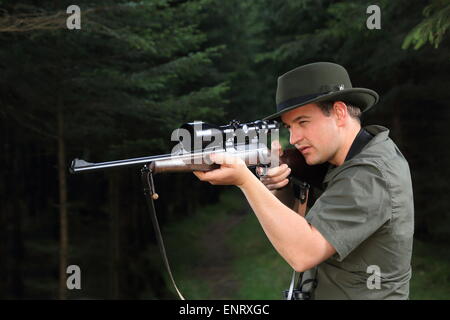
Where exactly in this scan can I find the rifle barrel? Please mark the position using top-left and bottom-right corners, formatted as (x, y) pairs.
(70, 153), (174, 173)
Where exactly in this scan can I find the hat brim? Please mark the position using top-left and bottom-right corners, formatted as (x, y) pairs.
(263, 88), (379, 121)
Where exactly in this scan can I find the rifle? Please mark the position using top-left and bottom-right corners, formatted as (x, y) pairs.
(69, 119), (327, 299)
(70, 120), (279, 175)
(70, 119), (326, 185)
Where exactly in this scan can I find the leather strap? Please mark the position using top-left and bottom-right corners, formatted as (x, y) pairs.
(285, 182), (310, 300)
(142, 165), (185, 300)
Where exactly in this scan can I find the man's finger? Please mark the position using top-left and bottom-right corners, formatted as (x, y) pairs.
(265, 163), (289, 177)
(263, 167), (291, 184)
(258, 164), (288, 178)
(267, 179), (290, 190)
(209, 152), (241, 166)
(193, 171), (206, 180)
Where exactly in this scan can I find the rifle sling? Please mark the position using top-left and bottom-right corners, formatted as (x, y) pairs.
(141, 164), (185, 300)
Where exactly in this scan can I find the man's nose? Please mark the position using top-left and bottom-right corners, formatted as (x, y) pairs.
(289, 128), (303, 145)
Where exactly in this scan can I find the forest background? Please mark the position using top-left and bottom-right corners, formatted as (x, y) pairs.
(0, 0), (449, 299)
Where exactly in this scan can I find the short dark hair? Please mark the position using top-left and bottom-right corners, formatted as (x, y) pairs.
(316, 101), (362, 122)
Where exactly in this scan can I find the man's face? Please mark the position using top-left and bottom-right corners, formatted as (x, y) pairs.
(281, 103), (340, 165)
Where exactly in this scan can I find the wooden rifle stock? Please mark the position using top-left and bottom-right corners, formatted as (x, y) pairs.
(280, 148), (328, 189)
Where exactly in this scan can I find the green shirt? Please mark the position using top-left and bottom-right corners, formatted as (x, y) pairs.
(304, 125), (414, 299)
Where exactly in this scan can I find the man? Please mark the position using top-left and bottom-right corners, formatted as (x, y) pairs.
(194, 62), (414, 299)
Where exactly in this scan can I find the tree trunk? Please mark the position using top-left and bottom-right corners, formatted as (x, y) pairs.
(1, 117), (25, 298)
(57, 95), (68, 300)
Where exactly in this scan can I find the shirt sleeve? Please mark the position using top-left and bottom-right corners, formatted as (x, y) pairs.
(305, 163), (391, 261)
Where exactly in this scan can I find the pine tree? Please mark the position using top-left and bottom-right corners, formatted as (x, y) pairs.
(0, 0), (229, 298)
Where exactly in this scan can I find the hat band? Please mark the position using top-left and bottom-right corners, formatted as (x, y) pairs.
(276, 91), (330, 112)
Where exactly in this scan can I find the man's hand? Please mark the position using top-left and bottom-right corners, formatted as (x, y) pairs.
(257, 141), (291, 190)
(193, 153), (252, 187)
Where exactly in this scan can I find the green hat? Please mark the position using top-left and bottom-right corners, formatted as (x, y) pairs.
(264, 62), (379, 120)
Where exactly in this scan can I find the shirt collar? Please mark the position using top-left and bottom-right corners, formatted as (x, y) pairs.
(344, 128), (374, 162)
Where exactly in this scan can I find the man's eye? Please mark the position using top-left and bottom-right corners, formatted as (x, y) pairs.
(299, 121), (308, 125)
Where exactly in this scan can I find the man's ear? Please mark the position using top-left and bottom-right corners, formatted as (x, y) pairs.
(332, 101), (348, 125)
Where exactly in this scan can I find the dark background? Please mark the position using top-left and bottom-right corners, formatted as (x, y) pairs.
(0, 0), (449, 299)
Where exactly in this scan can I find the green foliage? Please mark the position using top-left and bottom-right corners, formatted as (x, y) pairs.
(0, 0), (230, 299)
(402, 0), (450, 49)
(1, 0), (230, 156)
(161, 188), (290, 299)
(410, 239), (450, 299)
(227, 213), (291, 299)
(162, 189), (235, 299)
